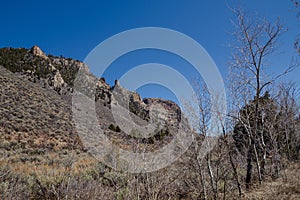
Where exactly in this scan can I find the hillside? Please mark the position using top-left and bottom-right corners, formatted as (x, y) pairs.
(0, 46), (187, 163)
(0, 46), (182, 160)
(0, 46), (299, 199)
(0, 64), (84, 159)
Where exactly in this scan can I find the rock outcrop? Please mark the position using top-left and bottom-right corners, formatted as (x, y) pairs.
(0, 46), (187, 141)
(0, 46), (90, 97)
(94, 78), (182, 127)
(30, 45), (47, 58)
(95, 77), (111, 105)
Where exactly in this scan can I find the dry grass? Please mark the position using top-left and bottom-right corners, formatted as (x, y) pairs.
(244, 162), (300, 200)
(0, 66), (81, 149)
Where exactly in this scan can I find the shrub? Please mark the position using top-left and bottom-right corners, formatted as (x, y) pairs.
(108, 124), (116, 132)
(115, 126), (121, 132)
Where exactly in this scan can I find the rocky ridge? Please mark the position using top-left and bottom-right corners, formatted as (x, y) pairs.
(0, 46), (182, 127)
(0, 46), (187, 156)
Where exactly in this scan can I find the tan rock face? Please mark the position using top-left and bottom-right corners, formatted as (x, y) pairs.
(144, 98), (181, 126)
(131, 92), (142, 102)
(53, 71), (65, 89)
(96, 78), (110, 90)
(30, 45), (47, 58)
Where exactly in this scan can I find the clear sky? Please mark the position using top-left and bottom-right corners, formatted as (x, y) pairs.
(1, 0), (299, 103)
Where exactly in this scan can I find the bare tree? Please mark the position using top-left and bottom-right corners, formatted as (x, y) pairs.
(229, 7), (294, 189)
(183, 79), (239, 199)
(275, 82), (300, 161)
(182, 80), (212, 199)
(183, 80), (243, 198)
(292, 0), (300, 53)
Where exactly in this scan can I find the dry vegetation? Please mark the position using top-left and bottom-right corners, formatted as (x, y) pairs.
(0, 67), (299, 199)
(0, 4), (299, 199)
(244, 162), (300, 200)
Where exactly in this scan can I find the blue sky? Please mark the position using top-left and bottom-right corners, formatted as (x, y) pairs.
(1, 0), (299, 103)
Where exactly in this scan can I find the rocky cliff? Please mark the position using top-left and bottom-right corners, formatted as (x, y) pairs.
(0, 46), (187, 156)
(0, 46), (182, 126)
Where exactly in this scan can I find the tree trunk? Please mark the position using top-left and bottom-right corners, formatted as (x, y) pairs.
(245, 145), (253, 189)
(253, 142), (262, 184)
(197, 160), (207, 200)
(221, 131), (242, 196)
(260, 134), (267, 179)
(229, 151), (242, 196)
(206, 154), (217, 200)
